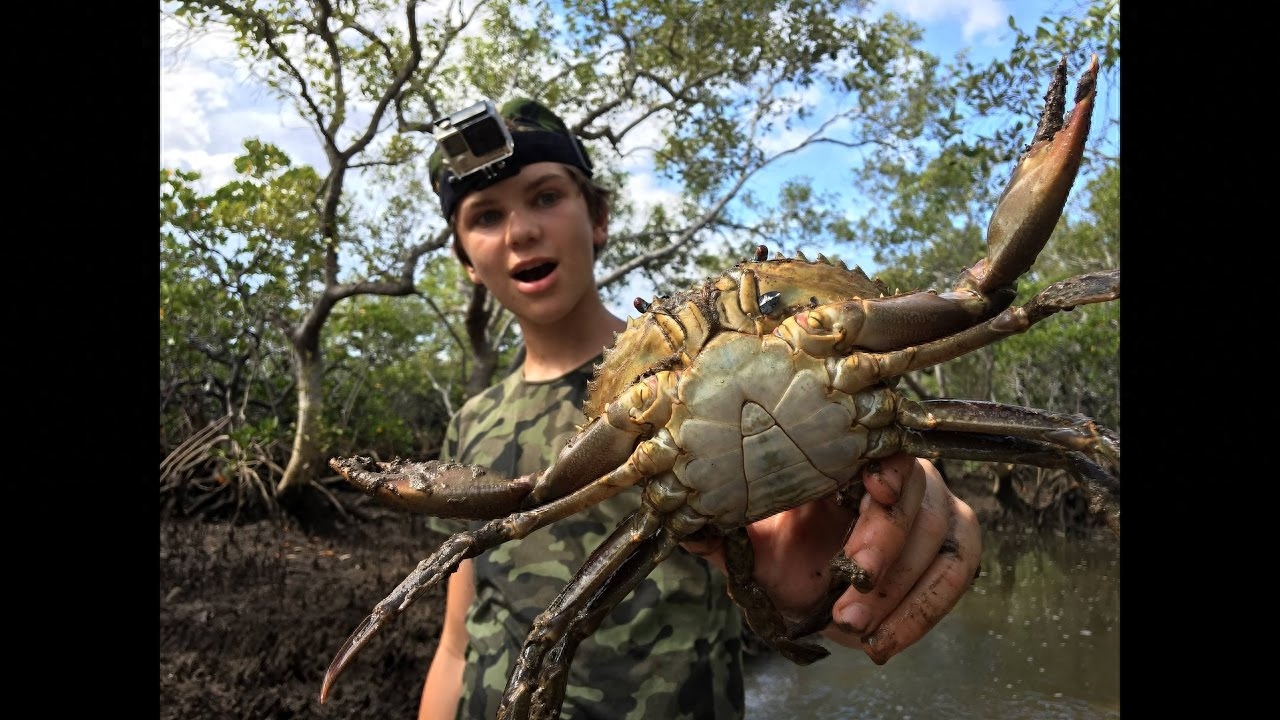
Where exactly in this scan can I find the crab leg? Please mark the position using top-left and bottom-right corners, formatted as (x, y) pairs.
(323, 419), (682, 703)
(898, 430), (1119, 535)
(788, 269), (1120, 397)
(720, 524), (855, 664)
(898, 398), (1119, 471)
(500, 507), (680, 720)
(329, 406), (648, 517)
(894, 270), (1119, 376)
(329, 455), (537, 518)
(320, 459), (642, 703)
(523, 530), (678, 718)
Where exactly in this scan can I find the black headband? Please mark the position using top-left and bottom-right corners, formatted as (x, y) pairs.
(436, 129), (594, 220)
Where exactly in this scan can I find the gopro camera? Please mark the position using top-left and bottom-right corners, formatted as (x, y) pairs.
(432, 100), (514, 180)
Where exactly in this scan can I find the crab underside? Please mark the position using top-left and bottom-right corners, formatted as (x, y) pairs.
(321, 55), (1118, 720)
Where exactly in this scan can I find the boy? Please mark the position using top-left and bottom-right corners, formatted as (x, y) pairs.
(420, 98), (981, 719)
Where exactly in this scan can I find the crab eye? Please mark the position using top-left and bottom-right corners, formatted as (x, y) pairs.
(758, 291), (782, 315)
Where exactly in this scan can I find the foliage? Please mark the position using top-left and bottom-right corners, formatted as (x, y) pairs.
(321, 282), (514, 460)
(159, 150), (314, 439)
(160, 147), (321, 513)
(160, 151), (482, 493)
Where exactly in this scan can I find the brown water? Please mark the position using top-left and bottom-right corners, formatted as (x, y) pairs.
(744, 528), (1121, 719)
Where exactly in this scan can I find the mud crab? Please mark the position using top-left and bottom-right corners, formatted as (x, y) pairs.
(321, 55), (1118, 719)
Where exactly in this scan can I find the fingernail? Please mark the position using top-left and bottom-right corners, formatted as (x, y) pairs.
(837, 603), (871, 634)
(863, 629), (894, 665)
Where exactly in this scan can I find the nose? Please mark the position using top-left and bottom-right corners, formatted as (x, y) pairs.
(503, 205), (541, 248)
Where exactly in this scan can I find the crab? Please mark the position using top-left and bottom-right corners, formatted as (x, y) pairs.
(320, 55), (1118, 720)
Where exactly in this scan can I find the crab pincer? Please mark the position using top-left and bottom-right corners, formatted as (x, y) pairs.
(955, 53), (1099, 301)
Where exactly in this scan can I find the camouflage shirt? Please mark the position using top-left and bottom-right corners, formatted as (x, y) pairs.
(433, 357), (745, 719)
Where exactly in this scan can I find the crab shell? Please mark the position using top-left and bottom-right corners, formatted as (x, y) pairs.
(586, 255), (891, 419)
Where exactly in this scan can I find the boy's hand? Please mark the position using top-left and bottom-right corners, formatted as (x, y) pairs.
(684, 453), (981, 664)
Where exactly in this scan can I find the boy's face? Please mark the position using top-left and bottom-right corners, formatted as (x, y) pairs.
(453, 162), (607, 326)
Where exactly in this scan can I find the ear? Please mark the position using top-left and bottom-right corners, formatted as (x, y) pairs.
(592, 204), (610, 251)
(464, 263), (484, 285)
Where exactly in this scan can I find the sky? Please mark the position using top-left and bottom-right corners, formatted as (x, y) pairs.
(159, 0), (1117, 315)
(161, 0), (1098, 186)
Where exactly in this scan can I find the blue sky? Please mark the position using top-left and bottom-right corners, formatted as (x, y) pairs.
(160, 0), (1117, 314)
(161, 0), (1117, 186)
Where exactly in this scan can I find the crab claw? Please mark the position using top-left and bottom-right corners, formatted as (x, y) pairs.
(956, 54), (1099, 297)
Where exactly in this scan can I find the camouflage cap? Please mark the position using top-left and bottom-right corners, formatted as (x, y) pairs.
(429, 98), (594, 221)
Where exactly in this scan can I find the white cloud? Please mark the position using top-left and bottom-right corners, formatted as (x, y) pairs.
(618, 171), (681, 223)
(161, 14), (324, 189)
(160, 65), (227, 156)
(880, 0), (1008, 41)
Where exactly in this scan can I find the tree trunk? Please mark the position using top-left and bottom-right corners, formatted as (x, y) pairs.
(278, 340), (325, 493)
(464, 283), (502, 399)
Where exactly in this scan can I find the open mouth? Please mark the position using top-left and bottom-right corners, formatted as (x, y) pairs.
(512, 262), (556, 282)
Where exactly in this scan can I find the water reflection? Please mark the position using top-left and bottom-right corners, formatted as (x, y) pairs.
(744, 529), (1120, 719)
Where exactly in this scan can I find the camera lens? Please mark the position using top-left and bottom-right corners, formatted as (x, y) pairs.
(440, 133), (469, 158)
(462, 120), (507, 156)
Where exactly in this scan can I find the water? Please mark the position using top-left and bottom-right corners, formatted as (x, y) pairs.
(744, 529), (1120, 719)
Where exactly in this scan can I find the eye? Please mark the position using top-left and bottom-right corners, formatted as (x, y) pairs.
(757, 291), (782, 316)
(534, 189), (561, 208)
(471, 209), (502, 227)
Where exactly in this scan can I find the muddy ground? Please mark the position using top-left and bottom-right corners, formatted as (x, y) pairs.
(159, 472), (1055, 719)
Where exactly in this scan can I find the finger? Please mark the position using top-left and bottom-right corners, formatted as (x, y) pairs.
(832, 463), (951, 635)
(861, 493), (982, 664)
(679, 536), (726, 573)
(860, 453), (918, 506)
(839, 456), (929, 595)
